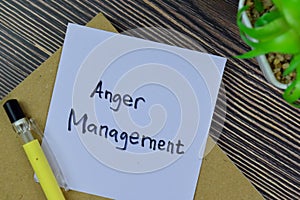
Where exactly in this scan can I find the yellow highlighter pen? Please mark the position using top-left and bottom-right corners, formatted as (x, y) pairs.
(3, 99), (65, 200)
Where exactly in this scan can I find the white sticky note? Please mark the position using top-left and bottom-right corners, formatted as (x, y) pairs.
(44, 23), (226, 200)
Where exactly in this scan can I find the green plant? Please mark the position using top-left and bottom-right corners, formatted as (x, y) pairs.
(237, 0), (300, 108)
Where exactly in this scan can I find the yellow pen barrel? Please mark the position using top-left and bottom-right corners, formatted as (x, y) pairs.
(23, 139), (65, 200)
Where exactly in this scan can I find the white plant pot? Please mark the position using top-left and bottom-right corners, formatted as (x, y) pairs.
(238, 0), (288, 89)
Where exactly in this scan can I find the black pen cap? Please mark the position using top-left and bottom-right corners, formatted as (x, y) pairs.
(3, 99), (25, 123)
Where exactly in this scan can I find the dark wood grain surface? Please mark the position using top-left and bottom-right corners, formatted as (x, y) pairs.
(1, 1), (299, 199)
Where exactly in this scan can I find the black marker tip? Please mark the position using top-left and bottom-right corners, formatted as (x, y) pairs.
(3, 99), (25, 123)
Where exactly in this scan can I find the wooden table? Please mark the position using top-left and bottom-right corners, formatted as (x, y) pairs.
(1, 1), (299, 199)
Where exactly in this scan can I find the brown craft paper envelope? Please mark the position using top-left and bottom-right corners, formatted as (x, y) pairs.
(0, 13), (263, 200)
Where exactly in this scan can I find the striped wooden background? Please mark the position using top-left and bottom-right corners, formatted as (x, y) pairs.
(1, 0), (299, 199)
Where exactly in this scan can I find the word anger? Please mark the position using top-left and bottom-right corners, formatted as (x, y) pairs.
(90, 80), (146, 112)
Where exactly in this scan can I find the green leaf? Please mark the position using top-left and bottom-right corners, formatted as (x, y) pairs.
(281, 1), (300, 33)
(235, 49), (265, 59)
(242, 29), (300, 55)
(272, 0), (283, 11)
(283, 54), (300, 76)
(283, 68), (300, 106)
(235, 33), (266, 58)
(283, 83), (300, 108)
(237, 5), (250, 24)
(239, 17), (287, 41)
(254, 10), (281, 27)
(254, 0), (264, 13)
